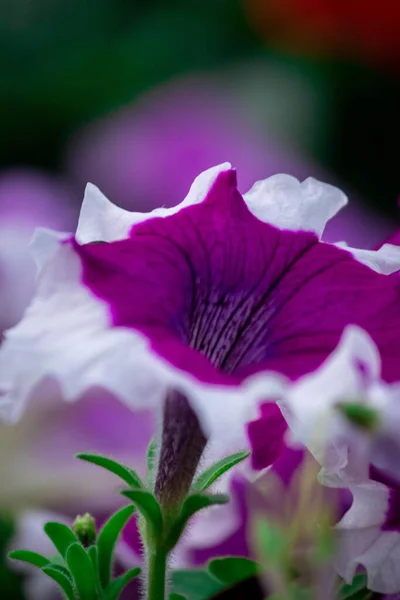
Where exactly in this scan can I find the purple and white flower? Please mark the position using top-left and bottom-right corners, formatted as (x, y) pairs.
(1, 162), (400, 458)
(279, 327), (400, 594)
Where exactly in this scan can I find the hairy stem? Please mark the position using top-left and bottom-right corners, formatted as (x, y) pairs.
(147, 547), (167, 600)
(145, 390), (207, 599)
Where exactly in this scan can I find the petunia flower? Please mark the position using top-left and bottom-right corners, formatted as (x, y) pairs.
(1, 163), (400, 463)
(3, 163), (400, 594)
(279, 326), (400, 593)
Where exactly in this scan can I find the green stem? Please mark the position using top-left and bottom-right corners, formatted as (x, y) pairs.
(147, 546), (167, 600)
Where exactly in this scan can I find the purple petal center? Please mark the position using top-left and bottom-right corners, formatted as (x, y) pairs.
(76, 170), (400, 386)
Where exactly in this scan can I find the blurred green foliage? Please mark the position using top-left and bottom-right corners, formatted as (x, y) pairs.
(0, 516), (25, 599)
(0, 0), (257, 167)
(0, 0), (398, 217)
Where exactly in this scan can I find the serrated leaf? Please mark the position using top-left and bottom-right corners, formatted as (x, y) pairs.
(97, 504), (135, 589)
(42, 565), (75, 600)
(170, 569), (225, 600)
(44, 522), (78, 559)
(208, 556), (260, 585)
(104, 567), (141, 600)
(339, 573), (369, 599)
(192, 451), (250, 491)
(66, 542), (98, 600)
(8, 550), (50, 569)
(166, 493), (229, 549)
(76, 453), (144, 489)
(121, 490), (163, 543)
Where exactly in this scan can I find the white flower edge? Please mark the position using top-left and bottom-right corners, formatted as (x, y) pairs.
(75, 163), (400, 274)
(76, 163), (233, 244)
(336, 241), (400, 275)
(76, 163), (348, 245)
(244, 173), (347, 237)
(335, 482), (400, 594)
(278, 325), (381, 483)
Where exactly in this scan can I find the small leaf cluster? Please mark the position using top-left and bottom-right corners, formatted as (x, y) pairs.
(77, 447), (250, 556)
(9, 508), (140, 600)
(8, 442), (252, 600)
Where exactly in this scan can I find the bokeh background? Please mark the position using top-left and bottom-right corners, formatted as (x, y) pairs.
(0, 1), (399, 597)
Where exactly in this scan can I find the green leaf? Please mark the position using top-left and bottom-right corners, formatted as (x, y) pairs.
(121, 490), (163, 542)
(43, 522), (79, 559)
(97, 504), (135, 589)
(76, 453), (144, 489)
(341, 592), (372, 600)
(192, 451), (250, 491)
(42, 565), (75, 600)
(8, 550), (50, 569)
(66, 542), (98, 600)
(339, 573), (369, 599)
(167, 493), (229, 549)
(207, 556), (260, 585)
(183, 493), (230, 517)
(0, 517), (25, 600)
(170, 569), (225, 600)
(104, 567), (142, 600)
(169, 595), (186, 600)
(146, 437), (158, 486)
(87, 545), (98, 572)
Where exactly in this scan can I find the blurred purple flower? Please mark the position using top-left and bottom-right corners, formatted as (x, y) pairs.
(0, 169), (76, 333)
(66, 77), (309, 212)
(0, 390), (154, 512)
(66, 76), (392, 249)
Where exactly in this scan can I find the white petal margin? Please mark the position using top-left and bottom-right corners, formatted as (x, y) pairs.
(334, 482), (400, 594)
(243, 174), (347, 237)
(30, 227), (73, 273)
(0, 234), (286, 449)
(77, 163), (349, 246)
(76, 162), (232, 244)
(278, 325), (381, 485)
(336, 241), (400, 275)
